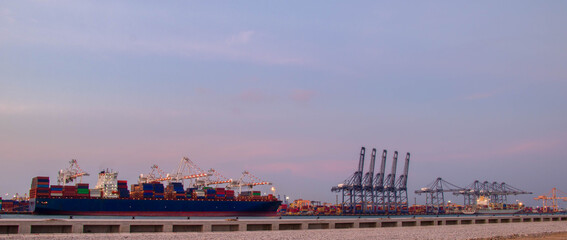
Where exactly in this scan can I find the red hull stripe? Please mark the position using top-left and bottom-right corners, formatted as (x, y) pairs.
(39, 210), (278, 217)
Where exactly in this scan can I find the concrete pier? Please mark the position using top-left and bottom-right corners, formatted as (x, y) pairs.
(0, 215), (566, 234)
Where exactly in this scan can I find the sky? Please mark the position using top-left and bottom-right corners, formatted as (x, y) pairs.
(1, 1), (566, 208)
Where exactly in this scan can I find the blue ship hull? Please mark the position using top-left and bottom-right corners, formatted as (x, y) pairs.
(30, 198), (281, 217)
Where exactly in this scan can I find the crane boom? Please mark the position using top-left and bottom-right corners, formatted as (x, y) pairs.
(534, 188), (567, 212)
(368, 148), (376, 180)
(376, 150), (387, 187)
(57, 159), (90, 185)
(402, 152), (410, 188)
(356, 147), (365, 186)
(363, 148), (376, 188)
(388, 151), (398, 188)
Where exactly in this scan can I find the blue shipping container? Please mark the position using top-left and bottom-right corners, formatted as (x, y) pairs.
(142, 184), (153, 190)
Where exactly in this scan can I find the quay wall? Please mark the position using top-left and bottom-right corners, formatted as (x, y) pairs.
(1, 215), (566, 234)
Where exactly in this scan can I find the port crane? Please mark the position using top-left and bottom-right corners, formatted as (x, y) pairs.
(171, 157), (211, 184)
(57, 159), (89, 185)
(138, 157), (272, 192)
(383, 151), (399, 213)
(331, 147), (366, 213)
(372, 149), (388, 214)
(458, 180), (532, 205)
(361, 148), (376, 213)
(138, 157), (211, 185)
(149, 164), (169, 181)
(204, 168), (233, 187)
(226, 170), (271, 193)
(394, 152), (411, 213)
(415, 177), (466, 214)
(534, 188), (567, 212)
(332, 147), (411, 215)
(416, 178), (532, 214)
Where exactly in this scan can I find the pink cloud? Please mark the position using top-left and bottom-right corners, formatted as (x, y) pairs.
(499, 139), (559, 155)
(290, 89), (316, 103)
(237, 89), (275, 103)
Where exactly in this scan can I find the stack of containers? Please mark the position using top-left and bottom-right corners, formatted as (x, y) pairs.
(153, 182), (165, 198)
(205, 188), (216, 199)
(165, 184), (173, 198)
(50, 185), (63, 197)
(76, 183), (89, 198)
(63, 185), (77, 198)
(90, 189), (102, 198)
(130, 184), (142, 198)
(117, 180), (129, 198)
(194, 189), (205, 199)
(225, 189), (235, 200)
(30, 176), (50, 199)
(186, 188), (196, 199)
(142, 183), (154, 198)
(266, 194), (275, 201)
(215, 188), (226, 200)
(240, 191), (251, 200)
(278, 204), (288, 214)
(16, 201), (30, 212)
(1, 200), (13, 212)
(168, 182), (185, 199)
(252, 191), (261, 200)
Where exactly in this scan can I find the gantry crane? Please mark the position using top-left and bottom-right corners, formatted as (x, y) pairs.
(331, 147), (366, 213)
(138, 164), (170, 183)
(57, 159), (90, 185)
(415, 178), (465, 214)
(383, 151), (398, 214)
(361, 148), (376, 213)
(226, 170), (271, 193)
(138, 157), (211, 185)
(373, 150), (388, 214)
(458, 180), (532, 205)
(204, 168), (233, 187)
(534, 188), (567, 212)
(137, 157), (274, 192)
(332, 147), (411, 215)
(394, 152), (410, 213)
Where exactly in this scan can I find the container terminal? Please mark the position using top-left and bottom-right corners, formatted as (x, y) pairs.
(1, 148), (566, 216)
(281, 147), (566, 216)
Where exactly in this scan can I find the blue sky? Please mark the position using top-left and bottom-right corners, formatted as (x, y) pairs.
(1, 1), (566, 207)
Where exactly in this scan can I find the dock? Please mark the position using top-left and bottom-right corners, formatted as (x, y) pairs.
(1, 215), (566, 234)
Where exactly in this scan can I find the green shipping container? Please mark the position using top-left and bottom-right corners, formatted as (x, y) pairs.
(77, 189), (89, 194)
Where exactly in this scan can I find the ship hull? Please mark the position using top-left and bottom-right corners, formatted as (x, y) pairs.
(30, 198), (281, 217)
(462, 209), (521, 215)
(475, 209), (520, 215)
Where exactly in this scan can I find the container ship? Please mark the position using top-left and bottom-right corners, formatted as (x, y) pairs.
(461, 196), (523, 215)
(28, 171), (281, 217)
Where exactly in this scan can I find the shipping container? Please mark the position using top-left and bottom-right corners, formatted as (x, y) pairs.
(77, 189), (90, 194)
(142, 183), (154, 191)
